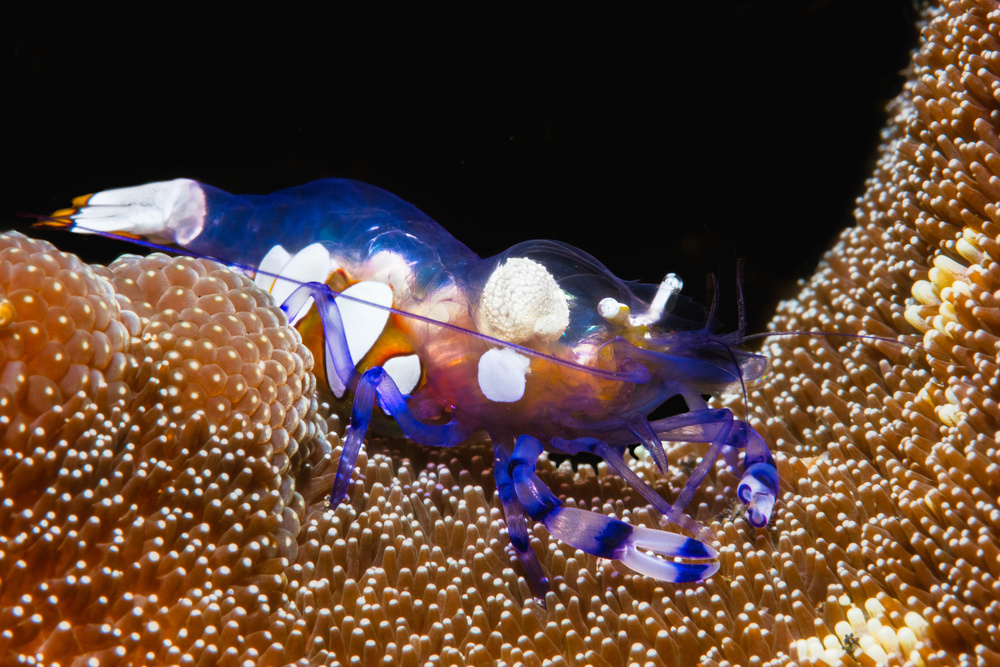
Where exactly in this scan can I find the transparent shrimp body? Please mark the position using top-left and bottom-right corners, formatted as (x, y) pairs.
(53, 177), (780, 596)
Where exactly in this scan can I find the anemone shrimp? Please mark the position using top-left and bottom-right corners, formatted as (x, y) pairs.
(44, 177), (782, 598)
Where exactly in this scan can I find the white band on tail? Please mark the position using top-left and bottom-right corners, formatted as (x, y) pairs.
(72, 178), (206, 245)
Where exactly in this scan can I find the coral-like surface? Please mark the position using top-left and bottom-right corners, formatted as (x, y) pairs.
(731, 2), (1000, 664)
(2, 1), (999, 666)
(0, 238), (328, 665)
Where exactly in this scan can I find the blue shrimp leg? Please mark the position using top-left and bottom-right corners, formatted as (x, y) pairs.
(509, 435), (719, 583)
(283, 281), (470, 503)
(331, 365), (470, 503)
(549, 436), (712, 542)
(553, 409), (779, 538)
(283, 281), (357, 394)
(737, 426), (778, 527)
(650, 410), (778, 527)
(493, 441), (551, 597)
(621, 411), (671, 474)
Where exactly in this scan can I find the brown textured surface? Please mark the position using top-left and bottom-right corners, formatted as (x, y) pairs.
(0, 240), (328, 665)
(2, 2), (999, 665)
(732, 1), (1000, 664)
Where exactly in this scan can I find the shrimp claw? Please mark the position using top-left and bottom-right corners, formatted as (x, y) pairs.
(738, 427), (778, 527)
(507, 435), (719, 584)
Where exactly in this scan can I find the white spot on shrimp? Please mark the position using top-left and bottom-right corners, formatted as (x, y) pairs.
(367, 251), (413, 296)
(478, 257), (569, 343)
(339, 281), (394, 366)
(477, 347), (530, 402)
(254, 244), (292, 293)
(383, 354), (421, 395)
(270, 243), (335, 322)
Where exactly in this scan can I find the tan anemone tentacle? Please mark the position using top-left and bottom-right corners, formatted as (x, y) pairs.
(2, 2), (1000, 665)
(0, 235), (330, 665)
(726, 2), (1000, 665)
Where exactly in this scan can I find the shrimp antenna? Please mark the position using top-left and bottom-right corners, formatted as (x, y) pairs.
(735, 258), (748, 341)
(704, 273), (720, 330)
(741, 329), (911, 348)
(733, 259), (752, 421)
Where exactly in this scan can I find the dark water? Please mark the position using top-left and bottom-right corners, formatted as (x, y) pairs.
(7, 2), (919, 335)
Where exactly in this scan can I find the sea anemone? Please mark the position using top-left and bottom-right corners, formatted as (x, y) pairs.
(0, 236), (329, 665)
(2, 1), (998, 665)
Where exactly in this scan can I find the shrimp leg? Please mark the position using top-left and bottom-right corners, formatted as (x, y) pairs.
(737, 426), (778, 527)
(283, 283), (470, 504)
(330, 365), (471, 503)
(507, 435), (719, 584)
(650, 410), (779, 527)
(493, 440), (551, 598)
(549, 436), (711, 542)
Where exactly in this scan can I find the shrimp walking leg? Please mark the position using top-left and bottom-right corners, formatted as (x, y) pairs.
(738, 427), (778, 527)
(493, 441), (551, 598)
(509, 435), (719, 583)
(283, 282), (356, 394)
(281, 283), (469, 503)
(330, 365), (470, 504)
(650, 409), (778, 527)
(549, 436), (711, 542)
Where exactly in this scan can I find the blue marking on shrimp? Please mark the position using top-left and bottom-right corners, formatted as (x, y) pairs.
(48, 177), (777, 600)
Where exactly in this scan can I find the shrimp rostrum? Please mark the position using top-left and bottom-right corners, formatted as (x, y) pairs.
(49, 178), (778, 596)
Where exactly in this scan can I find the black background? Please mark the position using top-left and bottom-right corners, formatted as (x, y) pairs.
(6, 3), (919, 334)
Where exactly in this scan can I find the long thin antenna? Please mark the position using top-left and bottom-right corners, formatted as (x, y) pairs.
(705, 273), (719, 329)
(732, 260), (751, 425)
(735, 258), (747, 341)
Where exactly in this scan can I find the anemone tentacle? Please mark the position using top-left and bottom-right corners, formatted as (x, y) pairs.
(3, 2), (999, 664)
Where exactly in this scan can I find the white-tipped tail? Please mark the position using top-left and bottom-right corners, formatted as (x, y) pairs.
(66, 178), (206, 245)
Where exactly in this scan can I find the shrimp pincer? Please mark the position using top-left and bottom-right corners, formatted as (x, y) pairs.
(46, 177), (780, 597)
